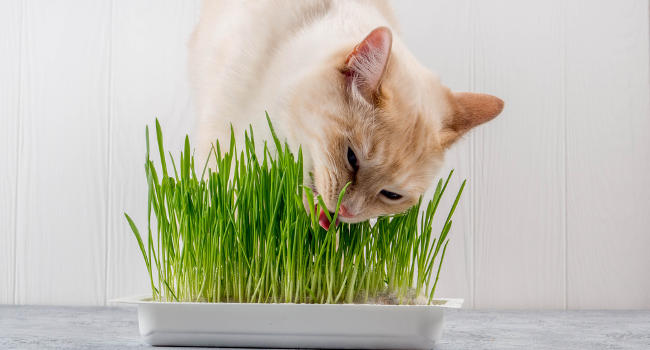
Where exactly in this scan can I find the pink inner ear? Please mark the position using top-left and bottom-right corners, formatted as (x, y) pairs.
(345, 27), (392, 98)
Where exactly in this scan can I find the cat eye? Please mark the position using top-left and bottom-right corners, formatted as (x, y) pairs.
(347, 147), (359, 171)
(380, 189), (402, 200)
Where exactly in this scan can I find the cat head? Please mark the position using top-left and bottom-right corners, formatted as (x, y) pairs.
(290, 27), (503, 229)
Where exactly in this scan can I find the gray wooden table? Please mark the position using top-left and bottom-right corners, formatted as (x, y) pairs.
(0, 306), (648, 349)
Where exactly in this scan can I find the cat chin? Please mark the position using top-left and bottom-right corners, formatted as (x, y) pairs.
(338, 216), (369, 225)
(319, 211), (370, 230)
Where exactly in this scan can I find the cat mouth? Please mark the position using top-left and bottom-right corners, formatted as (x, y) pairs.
(318, 209), (340, 230)
(305, 185), (340, 230)
(306, 184), (342, 230)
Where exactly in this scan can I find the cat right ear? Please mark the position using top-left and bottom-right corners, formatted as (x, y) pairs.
(342, 27), (392, 102)
(440, 92), (504, 148)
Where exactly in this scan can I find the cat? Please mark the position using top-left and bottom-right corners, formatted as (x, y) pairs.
(189, 0), (503, 230)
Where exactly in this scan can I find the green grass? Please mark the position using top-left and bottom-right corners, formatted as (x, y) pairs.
(125, 115), (465, 304)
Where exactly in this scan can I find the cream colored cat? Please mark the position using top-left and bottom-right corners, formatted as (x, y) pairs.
(189, 0), (503, 229)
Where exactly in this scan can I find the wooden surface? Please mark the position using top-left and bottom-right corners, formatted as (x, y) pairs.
(105, 0), (200, 305)
(565, 0), (650, 309)
(1, 306), (649, 349)
(471, 0), (567, 309)
(0, 0), (649, 308)
(0, 0), (21, 304)
(13, 0), (111, 305)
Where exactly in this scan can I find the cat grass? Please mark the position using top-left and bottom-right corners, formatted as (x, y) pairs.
(125, 115), (465, 305)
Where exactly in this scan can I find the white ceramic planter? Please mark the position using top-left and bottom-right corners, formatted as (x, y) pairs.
(114, 295), (462, 349)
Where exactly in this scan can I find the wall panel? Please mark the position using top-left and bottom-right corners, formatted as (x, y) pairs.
(105, 0), (200, 301)
(14, 0), (110, 305)
(0, 0), (22, 304)
(472, 0), (567, 309)
(566, 0), (650, 309)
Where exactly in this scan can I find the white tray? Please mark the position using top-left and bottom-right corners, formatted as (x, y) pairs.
(114, 295), (463, 349)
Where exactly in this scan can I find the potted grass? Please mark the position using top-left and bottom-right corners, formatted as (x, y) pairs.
(116, 116), (465, 349)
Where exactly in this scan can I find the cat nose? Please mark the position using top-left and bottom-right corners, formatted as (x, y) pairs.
(338, 205), (354, 218)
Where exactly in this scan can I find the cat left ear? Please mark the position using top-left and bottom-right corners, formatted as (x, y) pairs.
(440, 92), (504, 148)
(343, 27), (392, 102)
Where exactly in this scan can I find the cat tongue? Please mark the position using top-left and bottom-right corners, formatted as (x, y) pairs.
(319, 209), (339, 230)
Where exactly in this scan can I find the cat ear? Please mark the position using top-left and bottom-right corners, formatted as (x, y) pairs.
(343, 27), (392, 102)
(440, 92), (504, 147)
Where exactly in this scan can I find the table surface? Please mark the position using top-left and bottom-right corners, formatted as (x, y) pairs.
(1, 306), (648, 349)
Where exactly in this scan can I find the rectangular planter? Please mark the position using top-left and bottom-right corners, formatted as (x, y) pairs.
(115, 295), (462, 349)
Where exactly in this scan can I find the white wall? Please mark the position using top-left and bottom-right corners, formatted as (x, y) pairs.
(0, 0), (648, 309)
